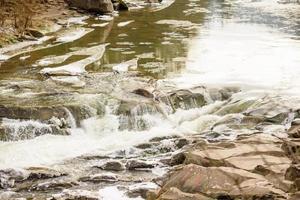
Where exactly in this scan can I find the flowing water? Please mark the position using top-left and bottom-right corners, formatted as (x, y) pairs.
(0, 0), (300, 198)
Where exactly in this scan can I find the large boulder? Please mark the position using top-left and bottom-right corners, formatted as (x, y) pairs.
(67, 0), (114, 13)
(158, 164), (286, 199)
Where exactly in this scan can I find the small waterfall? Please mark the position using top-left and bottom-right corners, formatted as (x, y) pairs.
(63, 108), (77, 129)
(0, 118), (53, 141)
(117, 102), (167, 131)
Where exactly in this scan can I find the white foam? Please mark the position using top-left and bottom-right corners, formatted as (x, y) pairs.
(99, 186), (142, 200)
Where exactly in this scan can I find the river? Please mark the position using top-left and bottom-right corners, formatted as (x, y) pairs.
(0, 0), (299, 199)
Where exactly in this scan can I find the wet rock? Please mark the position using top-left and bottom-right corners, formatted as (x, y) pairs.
(114, 0), (129, 11)
(215, 99), (256, 115)
(127, 182), (158, 198)
(0, 105), (68, 121)
(158, 164), (286, 199)
(79, 172), (118, 183)
(162, 89), (207, 110)
(285, 165), (300, 181)
(98, 161), (125, 171)
(132, 89), (154, 98)
(135, 142), (153, 149)
(51, 189), (99, 200)
(175, 138), (189, 149)
(168, 152), (186, 166)
(26, 29), (44, 38)
(0, 121), (70, 141)
(126, 160), (155, 170)
(26, 167), (67, 180)
(158, 187), (212, 200)
(0, 191), (16, 200)
(150, 136), (178, 142)
(66, 0), (114, 13)
(117, 101), (160, 131)
(30, 179), (78, 191)
(0, 169), (26, 189)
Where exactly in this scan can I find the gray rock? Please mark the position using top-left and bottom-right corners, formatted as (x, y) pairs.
(79, 172), (118, 183)
(0, 169), (26, 189)
(126, 160), (155, 170)
(99, 161), (125, 171)
(175, 138), (189, 149)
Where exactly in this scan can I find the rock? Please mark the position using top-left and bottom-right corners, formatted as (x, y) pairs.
(215, 99), (256, 115)
(289, 192), (300, 200)
(113, 0), (129, 11)
(26, 29), (44, 38)
(26, 167), (67, 180)
(30, 179), (78, 191)
(99, 161), (125, 171)
(0, 169), (26, 189)
(146, 189), (160, 200)
(52, 189), (99, 200)
(185, 143), (286, 168)
(281, 139), (300, 162)
(285, 165), (300, 181)
(158, 187), (212, 200)
(162, 89), (207, 110)
(168, 152), (186, 166)
(288, 125), (300, 138)
(126, 160), (155, 170)
(0, 121), (70, 141)
(158, 164), (286, 199)
(132, 89), (154, 98)
(145, 0), (162, 3)
(79, 172), (118, 183)
(0, 191), (16, 200)
(117, 101), (160, 131)
(128, 182), (158, 198)
(135, 142), (153, 149)
(66, 0), (114, 13)
(225, 155), (291, 172)
(175, 138), (189, 149)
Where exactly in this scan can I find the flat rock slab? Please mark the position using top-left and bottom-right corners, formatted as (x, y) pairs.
(158, 164), (286, 199)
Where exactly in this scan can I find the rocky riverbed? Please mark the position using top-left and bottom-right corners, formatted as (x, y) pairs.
(0, 0), (300, 199)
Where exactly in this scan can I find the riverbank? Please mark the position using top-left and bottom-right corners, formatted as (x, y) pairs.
(0, 0), (78, 48)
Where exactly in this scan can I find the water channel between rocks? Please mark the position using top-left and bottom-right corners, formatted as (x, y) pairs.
(0, 0), (300, 199)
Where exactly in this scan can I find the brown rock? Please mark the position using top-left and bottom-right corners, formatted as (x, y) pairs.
(281, 139), (300, 163)
(158, 187), (212, 200)
(66, 0), (114, 13)
(159, 164), (286, 199)
(285, 165), (300, 181)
